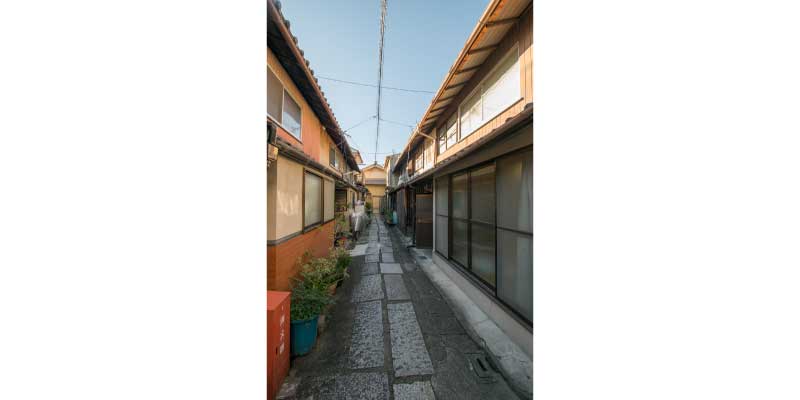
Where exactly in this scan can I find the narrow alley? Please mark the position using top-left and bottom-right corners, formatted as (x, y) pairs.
(278, 216), (520, 400)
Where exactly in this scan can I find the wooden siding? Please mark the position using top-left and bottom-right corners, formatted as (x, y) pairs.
(438, 99), (525, 161)
(432, 4), (532, 163)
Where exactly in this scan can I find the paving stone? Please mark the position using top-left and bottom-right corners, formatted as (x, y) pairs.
(350, 244), (368, 257)
(380, 263), (403, 274)
(314, 372), (390, 400)
(384, 274), (410, 301)
(289, 222), (520, 400)
(388, 302), (434, 377)
(351, 274), (384, 303)
(361, 262), (379, 275)
(366, 254), (380, 263)
(349, 300), (384, 369)
(381, 252), (396, 263)
(402, 262), (418, 272)
(393, 381), (436, 400)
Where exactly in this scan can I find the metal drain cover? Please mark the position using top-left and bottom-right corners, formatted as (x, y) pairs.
(468, 354), (498, 383)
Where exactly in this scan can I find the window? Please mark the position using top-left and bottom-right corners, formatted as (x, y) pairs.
(304, 172), (322, 228)
(267, 68), (283, 123)
(483, 49), (520, 120)
(329, 147), (336, 167)
(424, 140), (434, 170)
(450, 173), (469, 267)
(450, 46), (520, 142)
(496, 150), (532, 322)
(469, 165), (496, 286)
(459, 90), (482, 139)
(435, 176), (449, 257)
(438, 126), (447, 155)
(267, 66), (303, 140)
(323, 178), (334, 222)
(435, 148), (532, 324)
(446, 114), (458, 148)
(438, 114), (458, 154)
(415, 151), (424, 173)
(282, 93), (302, 138)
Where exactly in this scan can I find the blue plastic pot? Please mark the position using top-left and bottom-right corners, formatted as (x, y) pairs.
(290, 315), (319, 356)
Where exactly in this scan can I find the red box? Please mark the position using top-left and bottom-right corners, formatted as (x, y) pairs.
(267, 291), (291, 400)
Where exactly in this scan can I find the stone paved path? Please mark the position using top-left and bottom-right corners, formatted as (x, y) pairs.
(281, 216), (520, 400)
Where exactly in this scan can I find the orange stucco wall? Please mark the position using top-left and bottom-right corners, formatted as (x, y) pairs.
(268, 47), (324, 164)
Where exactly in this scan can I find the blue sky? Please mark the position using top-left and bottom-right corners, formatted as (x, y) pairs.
(279, 0), (488, 166)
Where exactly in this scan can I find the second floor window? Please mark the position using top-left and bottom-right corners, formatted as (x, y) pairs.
(267, 66), (303, 140)
(282, 94), (301, 138)
(446, 114), (458, 149)
(329, 147), (336, 167)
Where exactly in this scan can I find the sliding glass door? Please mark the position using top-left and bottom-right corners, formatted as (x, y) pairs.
(434, 147), (532, 324)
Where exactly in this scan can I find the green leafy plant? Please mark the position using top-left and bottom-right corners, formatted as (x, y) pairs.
(290, 280), (332, 321)
(294, 252), (338, 292)
(329, 246), (352, 280)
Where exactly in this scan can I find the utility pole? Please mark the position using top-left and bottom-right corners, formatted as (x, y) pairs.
(374, 0), (388, 164)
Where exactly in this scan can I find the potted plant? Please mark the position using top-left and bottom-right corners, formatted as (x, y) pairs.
(289, 280), (332, 356)
(297, 253), (339, 295)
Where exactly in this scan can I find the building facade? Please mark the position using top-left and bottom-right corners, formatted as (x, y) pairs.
(388, 0), (532, 354)
(267, 0), (361, 291)
(361, 164), (387, 212)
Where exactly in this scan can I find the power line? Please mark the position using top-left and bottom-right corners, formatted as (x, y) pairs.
(379, 118), (414, 128)
(343, 114), (376, 133)
(317, 76), (434, 94)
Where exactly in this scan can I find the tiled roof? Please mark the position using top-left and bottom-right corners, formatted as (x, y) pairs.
(268, 0), (360, 171)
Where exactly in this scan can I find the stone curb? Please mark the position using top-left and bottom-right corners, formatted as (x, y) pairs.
(400, 235), (532, 399)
